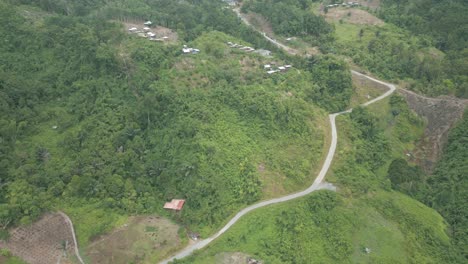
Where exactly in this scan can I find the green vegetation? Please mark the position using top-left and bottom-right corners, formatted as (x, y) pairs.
(176, 94), (462, 263)
(332, 20), (464, 97)
(0, 0), (465, 263)
(427, 112), (468, 258)
(328, 0), (467, 97)
(241, 0), (466, 98)
(387, 111), (468, 259)
(242, 0), (334, 48)
(0, 0), (355, 243)
(176, 190), (454, 264)
(0, 249), (27, 264)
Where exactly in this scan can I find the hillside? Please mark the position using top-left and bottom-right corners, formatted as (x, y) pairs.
(174, 94), (460, 263)
(0, 0), (466, 263)
(0, 0), (353, 255)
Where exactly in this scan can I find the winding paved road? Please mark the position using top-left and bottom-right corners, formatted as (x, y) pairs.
(159, 10), (397, 263)
(160, 75), (396, 264)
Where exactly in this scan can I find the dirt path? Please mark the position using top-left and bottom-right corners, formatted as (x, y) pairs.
(233, 8), (299, 55)
(58, 212), (85, 264)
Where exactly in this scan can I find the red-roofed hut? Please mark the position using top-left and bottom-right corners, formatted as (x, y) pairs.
(163, 199), (185, 211)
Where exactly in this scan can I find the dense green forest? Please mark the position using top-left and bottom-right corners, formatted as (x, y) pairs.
(242, 0), (467, 97)
(377, 0), (468, 97)
(175, 96), (463, 263)
(241, 0), (333, 47)
(0, 0), (355, 241)
(387, 111), (468, 259)
(0, 0), (466, 263)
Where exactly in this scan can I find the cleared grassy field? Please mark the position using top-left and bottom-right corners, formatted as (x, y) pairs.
(85, 216), (186, 263)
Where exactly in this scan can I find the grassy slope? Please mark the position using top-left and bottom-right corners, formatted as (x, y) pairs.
(178, 191), (450, 264)
(176, 88), (453, 263)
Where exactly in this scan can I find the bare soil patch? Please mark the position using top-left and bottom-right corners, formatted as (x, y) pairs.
(398, 89), (468, 172)
(0, 213), (76, 264)
(215, 252), (260, 264)
(325, 8), (384, 26)
(244, 12), (273, 36)
(85, 216), (183, 264)
(122, 21), (178, 43)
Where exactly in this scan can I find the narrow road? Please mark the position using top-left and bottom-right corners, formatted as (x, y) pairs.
(160, 10), (397, 263)
(233, 8), (297, 54)
(160, 74), (396, 264)
(58, 212), (85, 264)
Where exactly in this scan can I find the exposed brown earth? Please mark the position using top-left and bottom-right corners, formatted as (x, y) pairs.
(122, 21), (178, 42)
(324, 8), (384, 26)
(244, 12), (273, 36)
(214, 252), (259, 264)
(85, 216), (183, 264)
(0, 213), (76, 264)
(398, 89), (467, 172)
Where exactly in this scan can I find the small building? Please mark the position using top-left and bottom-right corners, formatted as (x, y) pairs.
(247, 257), (262, 264)
(264, 64), (271, 69)
(143, 27), (151, 32)
(164, 199), (186, 211)
(267, 70), (278, 74)
(128, 27), (138, 32)
(254, 49), (272, 57)
(147, 32), (156, 38)
(188, 232), (200, 241)
(182, 45), (200, 54)
(278, 66), (286, 71)
(284, 65), (292, 69)
(144, 21), (153, 26)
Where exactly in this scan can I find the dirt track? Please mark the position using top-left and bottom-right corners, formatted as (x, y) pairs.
(0, 212), (82, 264)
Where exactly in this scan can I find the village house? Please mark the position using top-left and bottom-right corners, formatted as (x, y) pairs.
(163, 199), (186, 211)
(182, 45), (200, 54)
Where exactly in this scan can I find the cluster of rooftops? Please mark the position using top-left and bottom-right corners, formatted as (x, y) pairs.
(227, 41), (255, 52)
(264, 64), (292, 74)
(226, 42), (272, 57)
(326, 1), (360, 8)
(128, 21), (169, 41)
